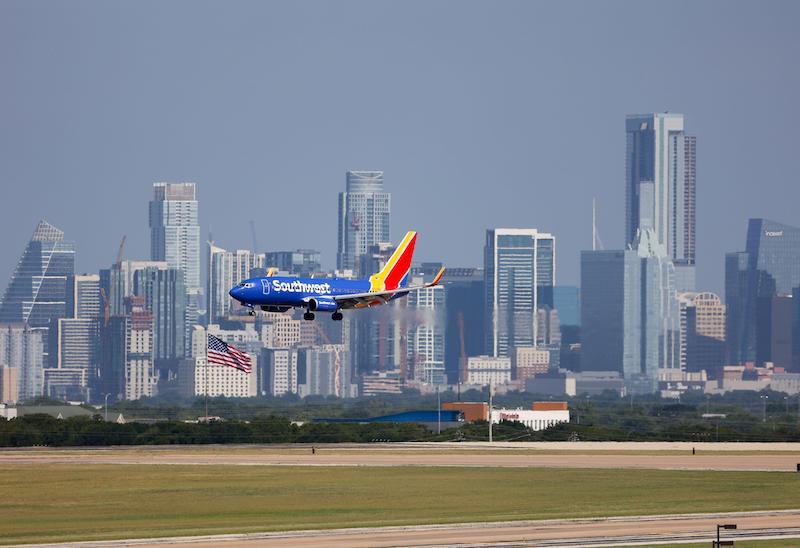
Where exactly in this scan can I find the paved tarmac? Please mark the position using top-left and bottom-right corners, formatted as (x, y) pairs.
(12, 510), (800, 547)
(3, 445), (800, 471)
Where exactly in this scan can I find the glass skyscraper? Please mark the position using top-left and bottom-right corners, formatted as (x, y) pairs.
(726, 218), (800, 366)
(0, 220), (75, 364)
(149, 182), (200, 330)
(484, 228), (555, 358)
(625, 113), (696, 291)
(337, 171), (390, 273)
(581, 228), (678, 394)
(132, 266), (187, 361)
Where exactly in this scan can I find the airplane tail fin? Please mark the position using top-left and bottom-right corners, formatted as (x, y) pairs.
(369, 231), (417, 291)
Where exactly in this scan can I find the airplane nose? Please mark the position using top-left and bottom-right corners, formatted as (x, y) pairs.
(229, 287), (238, 299)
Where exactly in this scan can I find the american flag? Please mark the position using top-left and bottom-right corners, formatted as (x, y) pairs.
(207, 334), (252, 373)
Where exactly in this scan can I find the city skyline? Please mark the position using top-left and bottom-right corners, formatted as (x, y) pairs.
(2, 2), (799, 295)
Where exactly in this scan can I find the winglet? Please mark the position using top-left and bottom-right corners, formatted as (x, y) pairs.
(430, 266), (445, 287)
(266, 267), (277, 277)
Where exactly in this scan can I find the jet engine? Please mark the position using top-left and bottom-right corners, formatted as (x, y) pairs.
(306, 297), (338, 312)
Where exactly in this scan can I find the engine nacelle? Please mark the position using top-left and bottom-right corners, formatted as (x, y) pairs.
(307, 297), (338, 312)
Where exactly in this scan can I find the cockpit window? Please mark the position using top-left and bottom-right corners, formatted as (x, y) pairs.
(242, 282), (255, 288)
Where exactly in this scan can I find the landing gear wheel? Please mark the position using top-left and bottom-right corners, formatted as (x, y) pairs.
(303, 311), (315, 321)
(332, 311), (343, 321)
(248, 308), (256, 317)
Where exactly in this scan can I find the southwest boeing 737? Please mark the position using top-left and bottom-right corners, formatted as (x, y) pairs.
(228, 231), (444, 321)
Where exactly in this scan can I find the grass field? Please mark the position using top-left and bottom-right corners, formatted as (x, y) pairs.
(3, 465), (800, 545)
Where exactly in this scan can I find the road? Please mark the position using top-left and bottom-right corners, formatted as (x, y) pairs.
(3, 446), (800, 471)
(11, 510), (800, 547)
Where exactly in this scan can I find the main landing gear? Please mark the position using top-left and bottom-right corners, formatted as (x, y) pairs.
(303, 311), (315, 321)
(332, 311), (343, 321)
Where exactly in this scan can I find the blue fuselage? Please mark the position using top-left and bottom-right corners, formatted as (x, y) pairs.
(229, 276), (372, 310)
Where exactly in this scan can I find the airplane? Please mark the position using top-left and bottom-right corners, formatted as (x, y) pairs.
(228, 231), (444, 321)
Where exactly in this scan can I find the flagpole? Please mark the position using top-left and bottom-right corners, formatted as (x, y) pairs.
(205, 334), (209, 420)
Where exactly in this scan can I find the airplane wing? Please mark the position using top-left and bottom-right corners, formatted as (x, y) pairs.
(334, 267), (445, 310)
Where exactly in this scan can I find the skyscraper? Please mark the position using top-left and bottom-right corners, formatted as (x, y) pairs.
(680, 292), (725, 373)
(440, 267), (485, 385)
(581, 229), (679, 394)
(101, 296), (157, 401)
(0, 220), (75, 354)
(132, 266), (187, 361)
(207, 244), (266, 322)
(625, 113), (696, 291)
(484, 228), (555, 358)
(337, 171), (390, 273)
(149, 182), (200, 327)
(726, 218), (800, 366)
(264, 249), (321, 276)
(68, 274), (101, 320)
(406, 274), (446, 385)
(0, 324), (44, 401)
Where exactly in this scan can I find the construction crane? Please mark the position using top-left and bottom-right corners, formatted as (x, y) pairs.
(101, 235), (127, 326)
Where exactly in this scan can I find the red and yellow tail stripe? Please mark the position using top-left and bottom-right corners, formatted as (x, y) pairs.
(369, 231), (417, 292)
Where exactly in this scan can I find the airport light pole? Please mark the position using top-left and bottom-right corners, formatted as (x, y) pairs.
(436, 386), (441, 435)
(761, 394), (769, 422)
(714, 523), (737, 547)
(104, 393), (110, 422)
(488, 383), (493, 444)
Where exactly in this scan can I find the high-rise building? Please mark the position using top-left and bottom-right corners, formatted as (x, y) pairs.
(100, 260), (169, 317)
(726, 219), (800, 366)
(0, 220), (75, 362)
(47, 317), (98, 399)
(484, 228), (555, 358)
(441, 267), (485, 385)
(149, 182), (200, 330)
(406, 274), (446, 385)
(264, 250), (321, 276)
(132, 266), (187, 362)
(581, 229), (679, 394)
(625, 113), (696, 291)
(0, 365), (18, 404)
(298, 344), (352, 398)
(263, 348), (298, 396)
(183, 325), (257, 398)
(0, 324), (43, 401)
(351, 243), (404, 377)
(679, 292), (725, 373)
(100, 297), (157, 401)
(337, 171), (390, 272)
(756, 294), (795, 371)
(553, 286), (580, 327)
(68, 274), (101, 319)
(207, 244), (266, 322)
(464, 355), (512, 386)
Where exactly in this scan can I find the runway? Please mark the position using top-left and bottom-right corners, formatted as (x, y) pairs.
(3, 444), (800, 471)
(11, 510), (800, 547)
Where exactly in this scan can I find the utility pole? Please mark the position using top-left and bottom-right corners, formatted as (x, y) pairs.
(437, 386), (441, 435)
(488, 383), (493, 443)
(104, 393), (110, 422)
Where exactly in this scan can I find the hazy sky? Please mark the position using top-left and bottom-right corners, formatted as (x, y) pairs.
(1, 1), (799, 293)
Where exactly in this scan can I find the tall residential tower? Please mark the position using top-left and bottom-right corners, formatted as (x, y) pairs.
(337, 171), (390, 273)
